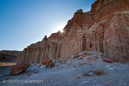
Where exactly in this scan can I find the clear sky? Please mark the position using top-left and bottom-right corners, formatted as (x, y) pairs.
(0, 0), (97, 51)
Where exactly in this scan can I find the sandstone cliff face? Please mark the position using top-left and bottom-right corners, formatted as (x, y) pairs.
(91, 0), (129, 22)
(17, 0), (129, 64)
(17, 32), (63, 64)
(104, 12), (129, 62)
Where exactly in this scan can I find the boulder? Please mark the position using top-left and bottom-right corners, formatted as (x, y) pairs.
(41, 58), (55, 68)
(10, 63), (29, 75)
(41, 58), (53, 65)
(50, 62), (55, 68)
(103, 58), (114, 63)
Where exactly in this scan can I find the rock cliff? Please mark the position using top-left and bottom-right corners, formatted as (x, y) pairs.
(17, 0), (129, 64)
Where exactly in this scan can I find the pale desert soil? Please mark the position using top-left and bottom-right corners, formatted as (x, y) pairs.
(0, 51), (129, 86)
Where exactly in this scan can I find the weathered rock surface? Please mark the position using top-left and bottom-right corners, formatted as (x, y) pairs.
(103, 58), (114, 63)
(17, 0), (129, 64)
(41, 58), (55, 68)
(41, 58), (53, 65)
(10, 63), (29, 75)
(104, 12), (129, 62)
(50, 62), (55, 68)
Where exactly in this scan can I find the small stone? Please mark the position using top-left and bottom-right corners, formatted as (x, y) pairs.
(77, 75), (81, 79)
(81, 81), (89, 83)
(105, 65), (111, 68)
(103, 58), (114, 63)
(93, 69), (105, 76)
(50, 62), (55, 68)
(37, 64), (41, 67)
(27, 74), (32, 76)
(60, 66), (63, 69)
(108, 67), (114, 70)
(82, 70), (94, 77)
(34, 70), (38, 73)
(81, 73), (88, 76)
(77, 56), (83, 60)
(105, 80), (114, 84)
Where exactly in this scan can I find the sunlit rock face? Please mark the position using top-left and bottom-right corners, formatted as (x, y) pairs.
(17, 0), (129, 64)
(17, 32), (63, 64)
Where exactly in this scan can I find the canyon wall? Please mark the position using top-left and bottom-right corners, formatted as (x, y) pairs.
(17, 0), (129, 64)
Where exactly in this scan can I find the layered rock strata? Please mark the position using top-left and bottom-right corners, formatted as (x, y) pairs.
(17, 0), (129, 64)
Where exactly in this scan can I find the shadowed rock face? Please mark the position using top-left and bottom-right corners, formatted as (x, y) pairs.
(0, 50), (22, 62)
(103, 12), (129, 62)
(17, 0), (129, 64)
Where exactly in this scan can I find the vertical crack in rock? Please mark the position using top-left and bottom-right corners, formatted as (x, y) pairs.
(82, 35), (86, 51)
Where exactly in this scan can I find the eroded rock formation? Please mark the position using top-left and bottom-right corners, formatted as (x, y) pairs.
(17, 0), (129, 64)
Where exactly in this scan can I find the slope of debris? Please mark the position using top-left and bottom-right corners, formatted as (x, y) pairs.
(0, 51), (129, 86)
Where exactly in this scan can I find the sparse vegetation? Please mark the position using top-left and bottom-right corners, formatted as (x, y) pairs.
(77, 75), (81, 79)
(45, 63), (50, 69)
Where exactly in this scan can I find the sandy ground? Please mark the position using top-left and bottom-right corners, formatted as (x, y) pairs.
(0, 62), (16, 66)
(0, 51), (129, 86)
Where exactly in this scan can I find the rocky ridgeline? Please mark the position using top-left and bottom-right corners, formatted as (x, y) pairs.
(0, 50), (22, 62)
(17, 0), (129, 64)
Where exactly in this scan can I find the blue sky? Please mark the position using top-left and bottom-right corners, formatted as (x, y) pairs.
(0, 0), (97, 51)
